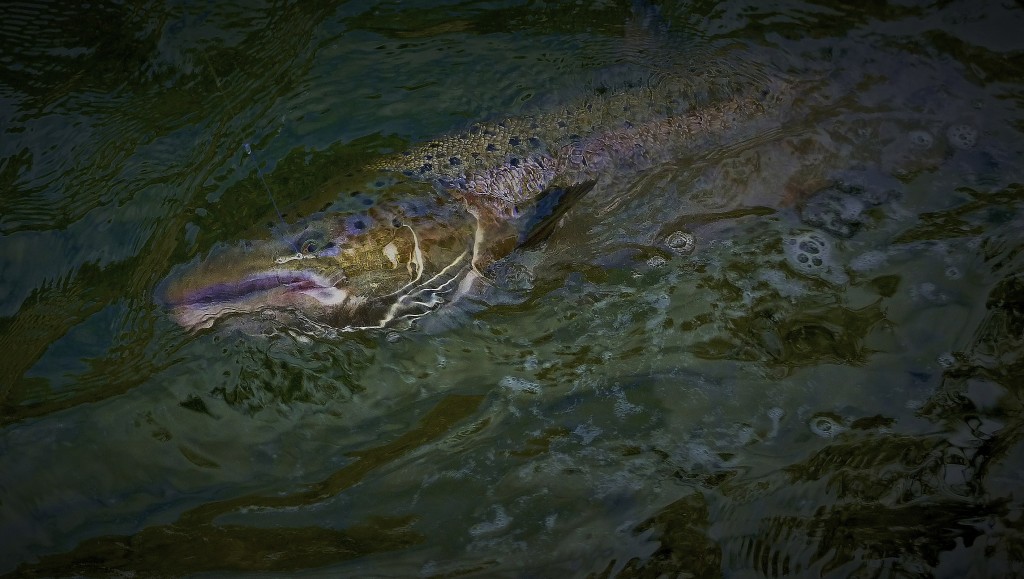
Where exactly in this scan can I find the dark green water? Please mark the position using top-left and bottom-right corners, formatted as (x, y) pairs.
(2, 0), (1024, 576)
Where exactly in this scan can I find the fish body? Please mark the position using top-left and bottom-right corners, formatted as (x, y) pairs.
(159, 69), (783, 333)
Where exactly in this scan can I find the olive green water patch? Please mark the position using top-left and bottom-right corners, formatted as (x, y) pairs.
(599, 493), (721, 578)
(11, 394), (482, 577)
(13, 517), (423, 578)
(892, 184), (1022, 245)
(690, 299), (887, 372)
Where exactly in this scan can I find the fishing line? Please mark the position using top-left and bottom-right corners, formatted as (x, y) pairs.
(202, 49), (296, 251)
(243, 142), (291, 233)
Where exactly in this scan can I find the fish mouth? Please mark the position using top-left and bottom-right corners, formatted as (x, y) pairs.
(170, 270), (329, 306)
(158, 268), (350, 329)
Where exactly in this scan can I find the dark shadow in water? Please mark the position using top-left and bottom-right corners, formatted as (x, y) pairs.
(10, 394), (483, 577)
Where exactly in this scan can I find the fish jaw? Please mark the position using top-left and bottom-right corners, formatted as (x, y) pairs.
(157, 242), (353, 331)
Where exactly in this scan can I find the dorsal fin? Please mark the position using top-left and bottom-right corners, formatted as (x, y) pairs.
(517, 180), (597, 249)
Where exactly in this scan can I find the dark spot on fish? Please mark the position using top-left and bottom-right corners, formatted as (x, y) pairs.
(528, 136), (541, 147)
(569, 134), (581, 142)
(361, 197), (374, 206)
(486, 143), (497, 152)
(510, 158), (520, 167)
(402, 150), (411, 156)
(420, 163), (433, 173)
(403, 170), (414, 176)
(557, 120), (567, 128)
(449, 156), (461, 166)
(624, 120), (634, 129)
(392, 217), (403, 227)
(470, 125), (480, 134)
(430, 142), (441, 148)
(509, 136), (521, 146)
(424, 154), (433, 160)
(345, 213), (374, 233)
(530, 122), (539, 130)
(375, 180), (385, 187)
(471, 152), (480, 159)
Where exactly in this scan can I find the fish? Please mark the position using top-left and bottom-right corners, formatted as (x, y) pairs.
(158, 62), (786, 335)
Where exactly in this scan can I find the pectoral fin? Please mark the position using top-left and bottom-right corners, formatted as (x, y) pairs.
(517, 180), (597, 249)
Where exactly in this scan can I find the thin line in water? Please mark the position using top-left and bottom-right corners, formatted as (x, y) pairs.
(203, 49), (296, 251)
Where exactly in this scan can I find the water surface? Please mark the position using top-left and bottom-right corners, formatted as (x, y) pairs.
(2, 0), (1024, 576)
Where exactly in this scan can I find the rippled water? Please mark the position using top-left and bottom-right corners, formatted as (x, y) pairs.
(2, 1), (1024, 577)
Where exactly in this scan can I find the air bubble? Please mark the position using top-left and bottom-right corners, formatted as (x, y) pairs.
(665, 231), (696, 255)
(809, 415), (847, 439)
(908, 130), (934, 149)
(947, 124), (978, 149)
(798, 240), (821, 254)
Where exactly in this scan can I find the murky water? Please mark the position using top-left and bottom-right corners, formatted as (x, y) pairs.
(2, 0), (1024, 576)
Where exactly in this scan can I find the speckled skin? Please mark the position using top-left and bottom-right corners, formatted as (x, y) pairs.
(160, 72), (784, 334)
(376, 74), (778, 216)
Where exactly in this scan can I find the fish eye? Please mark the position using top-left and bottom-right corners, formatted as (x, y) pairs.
(301, 239), (319, 254)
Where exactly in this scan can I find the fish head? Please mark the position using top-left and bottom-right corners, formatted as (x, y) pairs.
(158, 200), (476, 333)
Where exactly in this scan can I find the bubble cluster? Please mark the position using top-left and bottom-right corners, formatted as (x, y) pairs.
(499, 376), (541, 395)
(646, 255), (667, 268)
(786, 233), (827, 270)
(946, 123), (978, 149)
(783, 232), (849, 284)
